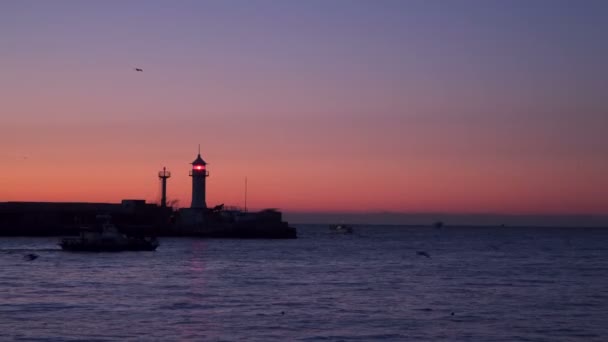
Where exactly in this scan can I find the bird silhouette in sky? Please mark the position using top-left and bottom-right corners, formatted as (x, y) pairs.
(134, 68), (143, 72)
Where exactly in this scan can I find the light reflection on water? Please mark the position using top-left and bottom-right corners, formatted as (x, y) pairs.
(0, 225), (607, 341)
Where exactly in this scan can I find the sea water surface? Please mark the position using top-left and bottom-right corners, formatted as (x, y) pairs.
(0, 225), (607, 341)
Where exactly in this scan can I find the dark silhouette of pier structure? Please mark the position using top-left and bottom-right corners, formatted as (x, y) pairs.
(0, 148), (296, 239)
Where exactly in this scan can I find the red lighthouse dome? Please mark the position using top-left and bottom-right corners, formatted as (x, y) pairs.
(191, 153), (206, 171)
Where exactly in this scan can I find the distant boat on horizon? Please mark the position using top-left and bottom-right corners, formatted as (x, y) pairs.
(329, 224), (354, 234)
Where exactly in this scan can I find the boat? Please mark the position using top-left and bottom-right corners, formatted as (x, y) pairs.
(329, 224), (354, 234)
(59, 215), (159, 252)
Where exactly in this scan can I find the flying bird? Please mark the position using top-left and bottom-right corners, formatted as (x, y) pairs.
(134, 68), (143, 72)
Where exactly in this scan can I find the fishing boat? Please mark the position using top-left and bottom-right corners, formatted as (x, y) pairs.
(329, 224), (354, 234)
(59, 215), (159, 252)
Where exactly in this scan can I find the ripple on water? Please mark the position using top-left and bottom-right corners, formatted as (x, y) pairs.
(0, 228), (607, 341)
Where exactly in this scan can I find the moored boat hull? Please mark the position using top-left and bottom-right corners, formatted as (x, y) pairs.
(59, 242), (158, 252)
(59, 237), (159, 252)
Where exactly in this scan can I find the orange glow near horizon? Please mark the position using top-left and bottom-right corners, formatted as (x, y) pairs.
(1, 138), (607, 215)
(1, 116), (607, 214)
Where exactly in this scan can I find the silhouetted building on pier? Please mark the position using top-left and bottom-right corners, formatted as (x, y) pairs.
(0, 148), (296, 239)
(0, 200), (167, 236)
(175, 148), (296, 238)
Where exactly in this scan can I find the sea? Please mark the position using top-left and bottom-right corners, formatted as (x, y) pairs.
(0, 225), (606, 341)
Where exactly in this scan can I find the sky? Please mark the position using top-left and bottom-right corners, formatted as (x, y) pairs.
(1, 0), (607, 217)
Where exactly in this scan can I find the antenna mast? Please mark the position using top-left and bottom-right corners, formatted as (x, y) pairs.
(158, 167), (171, 208)
(244, 177), (248, 212)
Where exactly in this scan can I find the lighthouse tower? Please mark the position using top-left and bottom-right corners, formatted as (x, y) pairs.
(158, 167), (171, 208)
(189, 147), (209, 209)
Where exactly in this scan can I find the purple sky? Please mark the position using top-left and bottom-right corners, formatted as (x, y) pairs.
(1, 1), (607, 219)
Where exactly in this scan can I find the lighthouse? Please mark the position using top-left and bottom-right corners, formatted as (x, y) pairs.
(189, 147), (209, 209)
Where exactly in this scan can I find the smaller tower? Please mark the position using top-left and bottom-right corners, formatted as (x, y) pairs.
(158, 167), (171, 208)
(190, 145), (209, 209)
